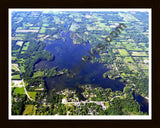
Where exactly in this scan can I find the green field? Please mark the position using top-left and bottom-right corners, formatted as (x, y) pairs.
(39, 27), (46, 33)
(12, 74), (21, 80)
(105, 102), (110, 108)
(132, 52), (147, 56)
(21, 51), (25, 54)
(29, 27), (40, 30)
(33, 71), (44, 78)
(125, 43), (136, 50)
(18, 58), (25, 64)
(97, 22), (106, 28)
(15, 34), (26, 37)
(118, 49), (129, 56)
(22, 42), (30, 51)
(127, 64), (138, 71)
(16, 27), (23, 30)
(42, 24), (49, 27)
(19, 65), (25, 73)
(23, 23), (32, 26)
(14, 87), (25, 95)
(28, 92), (37, 100)
(12, 48), (21, 53)
(12, 64), (19, 71)
(121, 72), (127, 77)
(23, 105), (34, 115)
(124, 57), (134, 63)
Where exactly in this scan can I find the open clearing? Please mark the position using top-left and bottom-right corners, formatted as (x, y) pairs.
(23, 105), (34, 115)
(124, 57), (134, 63)
(28, 92), (37, 100)
(22, 42), (30, 51)
(16, 41), (24, 46)
(12, 64), (19, 71)
(118, 49), (129, 56)
(39, 27), (46, 33)
(33, 71), (44, 78)
(14, 87), (25, 95)
(12, 74), (21, 80)
(132, 52), (147, 56)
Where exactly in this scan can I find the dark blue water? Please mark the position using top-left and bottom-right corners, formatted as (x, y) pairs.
(43, 32), (125, 92)
(44, 32), (93, 70)
(133, 92), (149, 114)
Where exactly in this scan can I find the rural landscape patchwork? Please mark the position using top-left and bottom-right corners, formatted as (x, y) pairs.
(10, 10), (150, 117)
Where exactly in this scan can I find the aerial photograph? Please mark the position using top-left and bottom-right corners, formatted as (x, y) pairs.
(9, 9), (151, 119)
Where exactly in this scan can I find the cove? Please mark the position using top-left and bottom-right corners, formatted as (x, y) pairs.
(40, 32), (125, 92)
(133, 91), (149, 114)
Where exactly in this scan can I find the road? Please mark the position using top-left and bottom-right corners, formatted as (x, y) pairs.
(62, 94), (124, 111)
(12, 64), (35, 101)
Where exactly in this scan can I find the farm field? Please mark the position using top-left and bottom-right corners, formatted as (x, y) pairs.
(118, 49), (129, 56)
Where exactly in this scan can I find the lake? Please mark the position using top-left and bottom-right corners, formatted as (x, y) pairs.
(42, 31), (125, 92)
(36, 31), (148, 114)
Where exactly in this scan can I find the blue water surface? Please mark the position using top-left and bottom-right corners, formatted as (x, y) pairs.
(43, 32), (125, 92)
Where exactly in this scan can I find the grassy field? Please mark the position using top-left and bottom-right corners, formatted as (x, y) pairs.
(12, 74), (21, 80)
(105, 102), (110, 108)
(12, 48), (21, 53)
(132, 52), (147, 56)
(112, 49), (118, 53)
(22, 41), (30, 51)
(28, 92), (37, 100)
(42, 24), (49, 27)
(21, 51), (25, 54)
(29, 27), (40, 30)
(23, 105), (34, 115)
(125, 43), (136, 50)
(23, 23), (32, 26)
(14, 87), (25, 95)
(19, 65), (25, 73)
(118, 49), (129, 56)
(122, 42), (128, 45)
(15, 34), (26, 37)
(124, 57), (134, 63)
(33, 71), (44, 78)
(121, 72), (127, 77)
(39, 27), (46, 33)
(139, 43), (146, 47)
(97, 22), (106, 28)
(127, 64), (137, 71)
(12, 64), (19, 71)
(16, 27), (23, 30)
(86, 24), (96, 31)
(11, 82), (14, 86)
